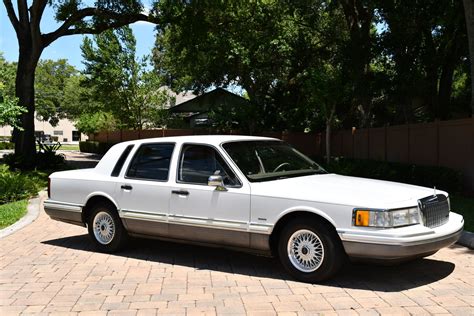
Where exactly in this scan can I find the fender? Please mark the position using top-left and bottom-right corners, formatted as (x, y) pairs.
(269, 205), (337, 234)
(84, 191), (119, 210)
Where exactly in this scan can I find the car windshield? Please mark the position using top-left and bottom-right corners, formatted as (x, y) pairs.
(222, 140), (327, 182)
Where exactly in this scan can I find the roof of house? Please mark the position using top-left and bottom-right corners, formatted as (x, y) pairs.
(169, 88), (249, 113)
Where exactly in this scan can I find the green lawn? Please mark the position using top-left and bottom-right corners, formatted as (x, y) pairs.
(451, 195), (474, 232)
(0, 199), (28, 229)
(58, 144), (80, 151)
(35, 144), (80, 151)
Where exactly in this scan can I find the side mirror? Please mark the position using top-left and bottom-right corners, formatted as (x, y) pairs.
(208, 175), (227, 191)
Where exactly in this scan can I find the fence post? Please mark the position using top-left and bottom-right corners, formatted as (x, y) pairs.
(407, 123), (410, 164)
(367, 127), (370, 160)
(436, 119), (440, 166)
(351, 127), (355, 159)
(384, 124), (388, 162)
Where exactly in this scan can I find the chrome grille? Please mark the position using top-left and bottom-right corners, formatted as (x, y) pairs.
(418, 194), (449, 228)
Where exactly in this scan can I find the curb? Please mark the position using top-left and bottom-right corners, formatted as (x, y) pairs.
(457, 230), (474, 250)
(0, 191), (46, 239)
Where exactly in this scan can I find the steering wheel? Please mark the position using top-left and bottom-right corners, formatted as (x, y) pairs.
(273, 162), (291, 173)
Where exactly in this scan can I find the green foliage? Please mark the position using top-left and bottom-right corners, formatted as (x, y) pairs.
(75, 112), (117, 134)
(81, 27), (171, 130)
(79, 141), (112, 154)
(0, 199), (28, 229)
(155, 0), (471, 130)
(35, 59), (78, 126)
(0, 142), (14, 150)
(0, 91), (26, 129)
(322, 158), (463, 193)
(0, 54), (26, 129)
(450, 195), (474, 232)
(0, 165), (43, 204)
(3, 152), (66, 170)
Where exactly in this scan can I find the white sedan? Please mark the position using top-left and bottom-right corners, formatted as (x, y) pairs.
(45, 135), (464, 282)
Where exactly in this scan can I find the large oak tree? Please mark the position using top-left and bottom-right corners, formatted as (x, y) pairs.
(3, 0), (159, 166)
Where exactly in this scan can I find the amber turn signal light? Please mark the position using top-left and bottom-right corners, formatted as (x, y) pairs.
(355, 210), (370, 226)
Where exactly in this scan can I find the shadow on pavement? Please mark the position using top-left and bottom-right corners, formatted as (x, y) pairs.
(43, 233), (457, 291)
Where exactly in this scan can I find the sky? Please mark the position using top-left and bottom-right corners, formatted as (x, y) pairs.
(0, 3), (157, 70)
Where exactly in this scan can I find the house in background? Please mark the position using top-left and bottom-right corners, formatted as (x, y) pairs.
(0, 115), (87, 143)
(169, 88), (249, 128)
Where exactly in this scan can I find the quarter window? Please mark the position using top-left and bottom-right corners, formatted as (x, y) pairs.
(126, 143), (174, 181)
(178, 144), (240, 187)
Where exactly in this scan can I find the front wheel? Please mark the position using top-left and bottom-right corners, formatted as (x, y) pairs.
(278, 218), (344, 282)
(87, 203), (128, 252)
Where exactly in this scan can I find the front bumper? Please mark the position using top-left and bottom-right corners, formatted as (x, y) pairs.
(339, 212), (464, 261)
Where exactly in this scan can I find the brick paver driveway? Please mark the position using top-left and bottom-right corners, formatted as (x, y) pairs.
(1, 198), (473, 316)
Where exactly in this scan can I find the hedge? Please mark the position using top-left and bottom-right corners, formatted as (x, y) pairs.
(0, 142), (14, 150)
(320, 157), (463, 194)
(79, 141), (112, 154)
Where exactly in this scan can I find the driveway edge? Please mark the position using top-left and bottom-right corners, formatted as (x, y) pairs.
(0, 190), (46, 239)
(457, 230), (474, 249)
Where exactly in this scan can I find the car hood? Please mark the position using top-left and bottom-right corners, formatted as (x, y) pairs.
(250, 173), (443, 209)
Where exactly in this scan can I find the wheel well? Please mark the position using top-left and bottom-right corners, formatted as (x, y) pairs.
(81, 196), (117, 224)
(269, 211), (339, 256)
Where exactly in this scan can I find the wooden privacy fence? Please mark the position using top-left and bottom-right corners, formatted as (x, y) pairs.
(89, 117), (474, 191)
(327, 118), (474, 191)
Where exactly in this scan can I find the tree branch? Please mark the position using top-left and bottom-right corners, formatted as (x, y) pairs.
(3, 0), (19, 32)
(30, 0), (47, 28)
(17, 0), (29, 24)
(41, 8), (159, 48)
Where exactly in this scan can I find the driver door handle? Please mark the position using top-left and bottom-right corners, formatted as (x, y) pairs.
(121, 185), (133, 190)
(172, 190), (189, 196)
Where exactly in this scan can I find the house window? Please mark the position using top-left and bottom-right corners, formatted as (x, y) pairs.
(72, 131), (80, 141)
(53, 130), (63, 136)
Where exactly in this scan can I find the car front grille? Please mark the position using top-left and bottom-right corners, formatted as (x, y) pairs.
(418, 194), (450, 228)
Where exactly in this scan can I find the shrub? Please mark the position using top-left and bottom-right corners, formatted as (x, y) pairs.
(0, 165), (41, 204)
(321, 157), (463, 193)
(0, 142), (14, 150)
(79, 141), (111, 154)
(2, 152), (66, 170)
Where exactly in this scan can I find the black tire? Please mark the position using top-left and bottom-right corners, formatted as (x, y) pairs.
(87, 202), (128, 252)
(277, 218), (345, 283)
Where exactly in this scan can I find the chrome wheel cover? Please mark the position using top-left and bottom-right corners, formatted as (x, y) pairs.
(93, 211), (115, 245)
(287, 229), (324, 273)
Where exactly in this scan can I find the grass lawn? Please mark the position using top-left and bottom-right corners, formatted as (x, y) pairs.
(35, 144), (80, 151)
(58, 144), (80, 151)
(451, 195), (474, 232)
(0, 199), (28, 229)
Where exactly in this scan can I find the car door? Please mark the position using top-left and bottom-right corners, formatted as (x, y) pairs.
(115, 142), (175, 236)
(168, 143), (251, 248)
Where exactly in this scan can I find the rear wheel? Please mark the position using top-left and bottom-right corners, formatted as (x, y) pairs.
(87, 203), (127, 252)
(278, 218), (344, 282)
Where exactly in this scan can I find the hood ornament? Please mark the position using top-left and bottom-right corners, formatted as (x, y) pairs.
(433, 186), (437, 197)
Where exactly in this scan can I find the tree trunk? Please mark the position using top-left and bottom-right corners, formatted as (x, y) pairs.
(325, 119), (331, 165)
(325, 106), (335, 165)
(463, 0), (474, 115)
(13, 44), (41, 167)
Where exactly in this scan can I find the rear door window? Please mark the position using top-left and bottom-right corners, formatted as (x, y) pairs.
(126, 143), (175, 181)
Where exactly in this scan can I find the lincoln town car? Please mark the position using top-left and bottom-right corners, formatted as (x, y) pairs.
(44, 136), (464, 282)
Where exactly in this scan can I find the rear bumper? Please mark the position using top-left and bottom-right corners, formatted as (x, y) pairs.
(340, 212), (464, 261)
(44, 200), (85, 227)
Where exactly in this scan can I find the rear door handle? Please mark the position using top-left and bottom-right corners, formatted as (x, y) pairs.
(171, 190), (189, 196)
(121, 185), (133, 190)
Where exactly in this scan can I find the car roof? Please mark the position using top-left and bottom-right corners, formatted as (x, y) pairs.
(94, 135), (281, 175)
(120, 135), (279, 146)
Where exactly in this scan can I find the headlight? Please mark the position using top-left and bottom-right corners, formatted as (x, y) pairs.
(353, 207), (421, 228)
